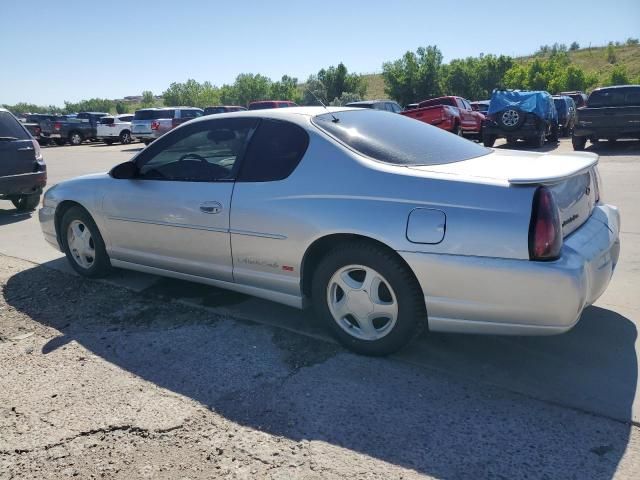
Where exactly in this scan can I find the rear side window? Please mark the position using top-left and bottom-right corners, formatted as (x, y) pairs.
(134, 109), (175, 120)
(0, 111), (30, 139)
(313, 109), (489, 166)
(181, 109), (203, 119)
(100, 117), (115, 125)
(238, 119), (309, 182)
(588, 89), (626, 107)
(118, 115), (133, 122)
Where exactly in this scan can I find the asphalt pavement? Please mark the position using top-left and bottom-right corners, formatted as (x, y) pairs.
(1, 137), (640, 478)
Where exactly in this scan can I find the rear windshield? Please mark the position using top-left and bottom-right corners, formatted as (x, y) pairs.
(204, 107), (226, 115)
(588, 87), (640, 107)
(134, 109), (175, 120)
(313, 110), (489, 166)
(0, 111), (30, 140)
(419, 97), (455, 108)
(248, 102), (275, 110)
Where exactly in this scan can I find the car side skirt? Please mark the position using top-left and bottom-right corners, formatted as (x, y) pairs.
(109, 259), (304, 309)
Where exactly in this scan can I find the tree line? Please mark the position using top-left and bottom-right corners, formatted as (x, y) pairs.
(3, 39), (639, 115)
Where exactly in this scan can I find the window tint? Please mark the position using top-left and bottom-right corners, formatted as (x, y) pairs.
(99, 117), (115, 125)
(181, 109), (203, 119)
(134, 109), (175, 120)
(136, 118), (258, 182)
(238, 119), (309, 182)
(588, 89), (627, 107)
(277, 102), (290, 108)
(624, 88), (640, 106)
(118, 115), (133, 122)
(313, 110), (489, 166)
(204, 107), (225, 115)
(0, 111), (30, 139)
(419, 97), (455, 108)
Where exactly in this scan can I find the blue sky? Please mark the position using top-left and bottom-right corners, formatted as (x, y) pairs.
(1, 0), (638, 105)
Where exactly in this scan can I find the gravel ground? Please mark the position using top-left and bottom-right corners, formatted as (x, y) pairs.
(1, 254), (640, 479)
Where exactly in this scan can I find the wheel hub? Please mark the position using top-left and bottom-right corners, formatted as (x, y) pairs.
(327, 265), (398, 341)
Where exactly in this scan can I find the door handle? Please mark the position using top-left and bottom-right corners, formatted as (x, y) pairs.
(200, 201), (222, 214)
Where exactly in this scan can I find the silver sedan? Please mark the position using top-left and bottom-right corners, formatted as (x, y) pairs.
(39, 107), (621, 355)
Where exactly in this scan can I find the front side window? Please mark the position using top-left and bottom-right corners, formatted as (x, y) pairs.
(238, 119), (309, 182)
(313, 109), (489, 166)
(135, 118), (258, 182)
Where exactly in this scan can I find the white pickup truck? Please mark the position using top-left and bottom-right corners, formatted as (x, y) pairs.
(96, 114), (134, 145)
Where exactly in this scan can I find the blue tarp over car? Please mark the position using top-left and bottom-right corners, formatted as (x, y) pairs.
(488, 90), (557, 121)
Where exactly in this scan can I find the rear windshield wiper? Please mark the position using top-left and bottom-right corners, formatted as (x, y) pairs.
(0, 136), (19, 141)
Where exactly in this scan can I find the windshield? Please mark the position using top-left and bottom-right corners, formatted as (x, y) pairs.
(313, 110), (489, 166)
(134, 109), (175, 120)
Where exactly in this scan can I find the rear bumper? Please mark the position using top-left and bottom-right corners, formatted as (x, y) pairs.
(574, 126), (640, 139)
(483, 121), (542, 139)
(399, 204), (620, 335)
(0, 171), (47, 198)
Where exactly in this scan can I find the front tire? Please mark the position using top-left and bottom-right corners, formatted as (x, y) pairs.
(12, 193), (40, 212)
(572, 135), (587, 151)
(311, 242), (425, 356)
(61, 206), (111, 278)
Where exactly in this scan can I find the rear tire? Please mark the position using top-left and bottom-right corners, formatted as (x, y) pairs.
(60, 206), (111, 278)
(12, 193), (40, 212)
(572, 135), (587, 151)
(119, 130), (132, 144)
(453, 123), (463, 136)
(483, 134), (497, 147)
(311, 242), (425, 356)
(69, 131), (83, 146)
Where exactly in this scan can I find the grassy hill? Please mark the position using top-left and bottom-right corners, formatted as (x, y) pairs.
(361, 44), (640, 100)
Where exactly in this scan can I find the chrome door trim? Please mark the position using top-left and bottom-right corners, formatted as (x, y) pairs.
(107, 215), (229, 234)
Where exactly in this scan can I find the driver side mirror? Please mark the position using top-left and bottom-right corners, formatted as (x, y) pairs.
(110, 161), (138, 179)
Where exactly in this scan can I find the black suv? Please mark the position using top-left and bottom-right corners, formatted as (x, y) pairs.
(0, 108), (47, 211)
(552, 95), (577, 136)
(482, 90), (559, 148)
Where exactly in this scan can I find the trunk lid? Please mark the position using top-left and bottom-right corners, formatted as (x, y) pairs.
(408, 149), (599, 237)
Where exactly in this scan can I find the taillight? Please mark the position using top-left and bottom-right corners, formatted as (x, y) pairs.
(151, 121), (160, 130)
(32, 139), (43, 162)
(593, 168), (602, 203)
(54, 122), (61, 130)
(528, 186), (562, 261)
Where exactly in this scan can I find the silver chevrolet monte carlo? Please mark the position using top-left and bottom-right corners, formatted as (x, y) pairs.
(39, 107), (620, 355)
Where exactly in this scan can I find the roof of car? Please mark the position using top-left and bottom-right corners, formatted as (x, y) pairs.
(187, 106), (353, 124)
(346, 100), (396, 105)
(590, 84), (640, 91)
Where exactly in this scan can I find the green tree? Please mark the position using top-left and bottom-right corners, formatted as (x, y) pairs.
(233, 73), (272, 106)
(270, 75), (299, 101)
(569, 41), (580, 51)
(141, 90), (155, 108)
(115, 101), (128, 114)
(607, 65), (631, 85)
(329, 92), (362, 106)
(317, 63), (366, 103)
(626, 37), (639, 46)
(382, 45), (443, 105)
(301, 76), (328, 105)
(63, 98), (114, 114)
(606, 44), (617, 64)
(2, 102), (61, 114)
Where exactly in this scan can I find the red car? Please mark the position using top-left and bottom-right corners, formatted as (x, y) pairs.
(248, 100), (298, 110)
(401, 96), (484, 137)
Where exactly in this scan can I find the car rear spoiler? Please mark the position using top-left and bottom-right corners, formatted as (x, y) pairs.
(508, 152), (598, 185)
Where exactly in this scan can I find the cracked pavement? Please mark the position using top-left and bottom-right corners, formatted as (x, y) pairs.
(1, 254), (640, 479)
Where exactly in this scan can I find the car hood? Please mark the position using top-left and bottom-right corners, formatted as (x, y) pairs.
(407, 149), (598, 186)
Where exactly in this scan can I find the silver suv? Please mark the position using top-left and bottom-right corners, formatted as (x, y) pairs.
(131, 107), (203, 145)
